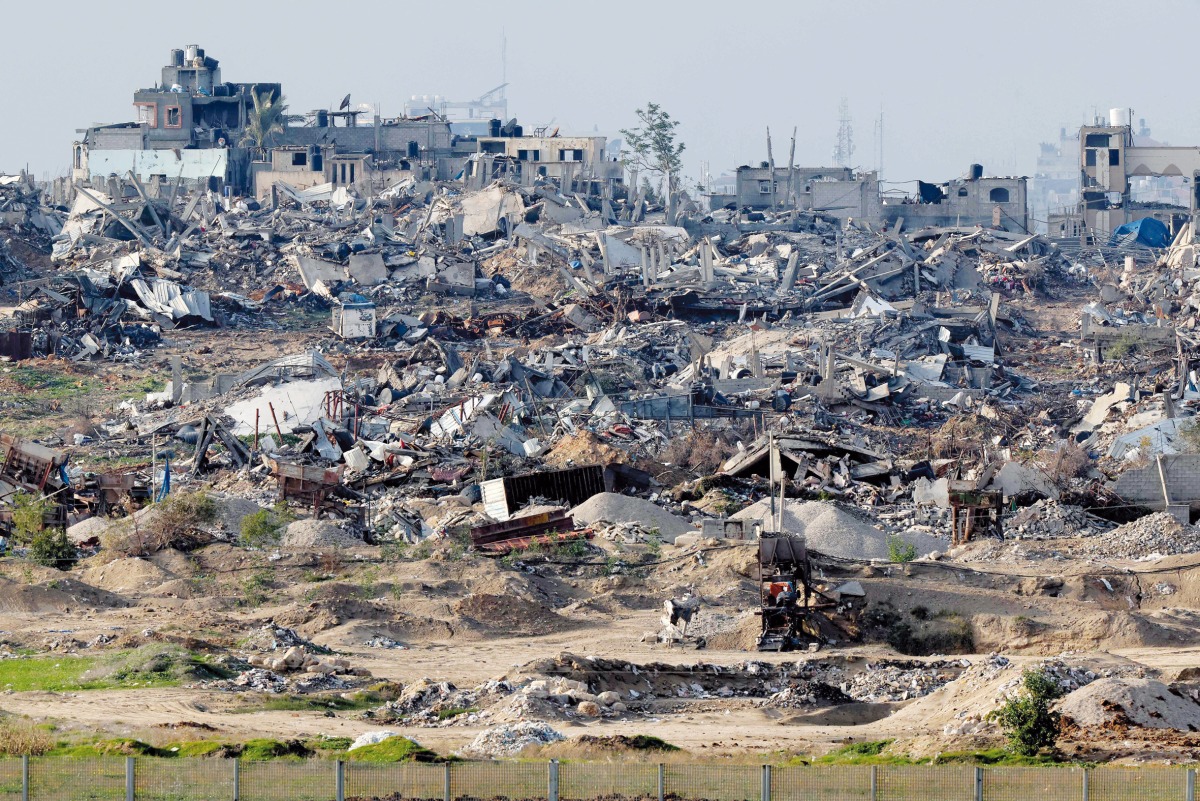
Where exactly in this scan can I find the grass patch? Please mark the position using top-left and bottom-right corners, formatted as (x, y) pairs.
(49, 739), (167, 758)
(169, 740), (226, 758)
(344, 737), (441, 763)
(239, 739), (314, 761)
(0, 646), (230, 692)
(931, 748), (1064, 766)
(434, 706), (478, 721)
(81, 644), (232, 687)
(237, 692), (382, 714)
(814, 740), (913, 766)
(0, 656), (98, 692)
(8, 367), (98, 401)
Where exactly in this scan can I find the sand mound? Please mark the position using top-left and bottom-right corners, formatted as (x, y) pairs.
(570, 493), (694, 541)
(733, 499), (945, 560)
(281, 520), (363, 548)
(1059, 678), (1200, 731)
(80, 558), (174, 593)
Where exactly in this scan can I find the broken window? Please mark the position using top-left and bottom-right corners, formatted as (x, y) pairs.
(165, 106), (182, 128)
(1085, 149), (1097, 167)
(292, 152), (307, 167)
(989, 187), (1010, 203)
(349, 163), (355, 183)
(957, 187), (969, 197)
(758, 181), (773, 194)
(517, 149), (541, 162)
(1085, 133), (1110, 148)
(1109, 149), (1120, 166)
(558, 148), (583, 162)
(134, 103), (157, 128)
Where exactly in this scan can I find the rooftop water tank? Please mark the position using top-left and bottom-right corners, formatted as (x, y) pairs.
(184, 44), (200, 63)
(1109, 108), (1131, 127)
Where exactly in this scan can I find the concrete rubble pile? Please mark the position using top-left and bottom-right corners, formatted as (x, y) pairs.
(5, 126), (1200, 609)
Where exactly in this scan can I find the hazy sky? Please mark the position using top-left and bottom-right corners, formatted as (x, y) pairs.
(3, 0), (1198, 191)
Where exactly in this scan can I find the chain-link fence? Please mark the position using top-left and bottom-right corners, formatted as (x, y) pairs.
(0, 758), (1194, 800)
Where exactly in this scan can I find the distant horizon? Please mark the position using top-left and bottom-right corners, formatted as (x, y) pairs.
(2, 0), (1195, 190)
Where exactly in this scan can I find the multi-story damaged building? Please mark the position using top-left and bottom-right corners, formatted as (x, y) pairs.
(73, 45), (271, 191)
(707, 165), (881, 222)
(465, 124), (625, 198)
(880, 166), (1028, 233)
(1077, 109), (1198, 241)
(712, 160), (1025, 232)
(73, 46), (621, 202)
(73, 45), (460, 198)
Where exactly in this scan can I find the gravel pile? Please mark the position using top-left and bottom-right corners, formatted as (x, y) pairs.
(570, 493), (694, 542)
(734, 499), (946, 561)
(1007, 499), (1113, 539)
(458, 722), (564, 757)
(1059, 678), (1200, 731)
(1086, 512), (1200, 558)
(281, 519), (362, 548)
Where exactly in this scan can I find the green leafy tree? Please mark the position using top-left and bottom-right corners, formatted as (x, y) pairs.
(29, 530), (77, 570)
(11, 492), (51, 544)
(621, 102), (685, 201)
(990, 670), (1064, 756)
(241, 89), (288, 156)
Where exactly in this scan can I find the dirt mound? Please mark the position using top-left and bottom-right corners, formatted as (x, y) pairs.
(79, 558), (175, 593)
(1059, 678), (1200, 731)
(453, 594), (579, 636)
(542, 432), (630, 468)
(571, 493), (694, 541)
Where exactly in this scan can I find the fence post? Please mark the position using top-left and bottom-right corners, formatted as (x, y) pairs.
(232, 760), (240, 801)
(1081, 768), (1089, 801)
(760, 764), (771, 801)
(1187, 768), (1196, 801)
(443, 761), (452, 801)
(125, 756), (135, 801)
(870, 765), (877, 801)
(548, 759), (559, 801)
(20, 755), (28, 801)
(657, 763), (665, 801)
(974, 767), (983, 801)
(335, 760), (345, 801)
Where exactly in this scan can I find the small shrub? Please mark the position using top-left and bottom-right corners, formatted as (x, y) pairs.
(887, 536), (917, 563)
(1048, 441), (1090, 481)
(29, 529), (77, 570)
(1180, 420), (1200, 454)
(990, 670), (1064, 756)
(240, 504), (291, 549)
(10, 492), (52, 544)
(240, 568), (275, 607)
(106, 491), (217, 556)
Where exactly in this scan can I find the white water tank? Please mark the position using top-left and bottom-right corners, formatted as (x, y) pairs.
(1109, 107), (1131, 127)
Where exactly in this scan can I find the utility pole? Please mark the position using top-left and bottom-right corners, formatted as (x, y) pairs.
(766, 127), (776, 211)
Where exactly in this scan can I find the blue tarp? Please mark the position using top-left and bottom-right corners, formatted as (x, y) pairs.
(1109, 217), (1171, 249)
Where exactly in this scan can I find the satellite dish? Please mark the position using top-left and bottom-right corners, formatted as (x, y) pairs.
(339, 93), (351, 111)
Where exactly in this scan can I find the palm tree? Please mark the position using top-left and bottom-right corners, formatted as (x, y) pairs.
(241, 88), (288, 159)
